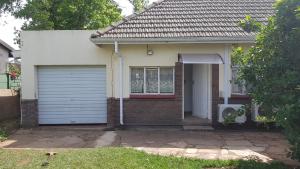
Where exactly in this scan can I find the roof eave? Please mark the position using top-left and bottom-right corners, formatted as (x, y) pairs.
(90, 37), (256, 45)
(0, 39), (15, 52)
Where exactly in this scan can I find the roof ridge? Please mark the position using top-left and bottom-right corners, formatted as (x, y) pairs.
(93, 0), (166, 38)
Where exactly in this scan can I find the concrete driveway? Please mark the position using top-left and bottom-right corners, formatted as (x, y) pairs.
(0, 126), (116, 148)
(0, 126), (298, 166)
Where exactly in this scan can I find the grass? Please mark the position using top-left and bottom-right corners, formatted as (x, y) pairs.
(0, 148), (289, 169)
(0, 128), (8, 142)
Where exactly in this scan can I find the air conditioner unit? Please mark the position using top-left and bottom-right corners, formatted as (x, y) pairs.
(251, 104), (275, 123)
(218, 104), (246, 124)
(251, 103), (260, 122)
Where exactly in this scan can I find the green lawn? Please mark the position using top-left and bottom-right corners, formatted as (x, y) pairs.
(0, 148), (289, 169)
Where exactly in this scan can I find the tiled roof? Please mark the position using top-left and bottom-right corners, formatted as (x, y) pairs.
(0, 39), (14, 51)
(91, 0), (275, 43)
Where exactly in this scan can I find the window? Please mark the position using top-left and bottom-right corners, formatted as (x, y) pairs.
(130, 67), (174, 94)
(130, 68), (144, 93)
(231, 66), (247, 95)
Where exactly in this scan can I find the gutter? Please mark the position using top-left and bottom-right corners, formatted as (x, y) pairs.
(114, 41), (124, 125)
(90, 37), (256, 45)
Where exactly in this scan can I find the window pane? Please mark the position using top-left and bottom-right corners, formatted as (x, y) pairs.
(231, 67), (245, 94)
(146, 68), (158, 93)
(131, 68), (144, 93)
(160, 68), (174, 93)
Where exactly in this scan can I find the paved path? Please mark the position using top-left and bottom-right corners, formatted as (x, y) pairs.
(117, 130), (299, 166)
(0, 127), (299, 166)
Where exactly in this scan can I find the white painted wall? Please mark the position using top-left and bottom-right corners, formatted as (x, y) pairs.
(0, 45), (9, 73)
(21, 30), (113, 99)
(21, 30), (253, 100)
(115, 44), (227, 98)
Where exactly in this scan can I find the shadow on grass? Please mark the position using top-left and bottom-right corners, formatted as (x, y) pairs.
(0, 147), (291, 169)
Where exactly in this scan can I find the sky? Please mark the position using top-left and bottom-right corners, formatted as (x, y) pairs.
(0, 0), (158, 50)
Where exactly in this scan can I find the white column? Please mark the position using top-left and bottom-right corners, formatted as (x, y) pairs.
(223, 44), (231, 104)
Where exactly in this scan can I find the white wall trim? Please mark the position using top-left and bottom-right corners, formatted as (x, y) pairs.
(208, 64), (212, 120)
(223, 44), (231, 104)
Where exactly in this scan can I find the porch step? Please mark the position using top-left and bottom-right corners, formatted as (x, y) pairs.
(183, 116), (212, 126)
(183, 125), (214, 131)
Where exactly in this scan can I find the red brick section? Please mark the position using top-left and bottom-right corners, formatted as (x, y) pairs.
(211, 64), (219, 126)
(107, 62), (183, 127)
(219, 96), (251, 105)
(21, 99), (38, 128)
(0, 94), (20, 122)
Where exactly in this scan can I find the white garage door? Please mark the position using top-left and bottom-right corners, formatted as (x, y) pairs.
(37, 66), (107, 124)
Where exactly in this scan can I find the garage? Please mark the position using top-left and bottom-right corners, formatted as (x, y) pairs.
(37, 66), (107, 124)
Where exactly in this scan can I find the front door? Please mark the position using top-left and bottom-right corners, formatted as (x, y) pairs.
(192, 64), (210, 119)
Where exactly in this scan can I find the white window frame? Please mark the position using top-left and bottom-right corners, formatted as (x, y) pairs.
(231, 65), (247, 95)
(130, 67), (175, 95)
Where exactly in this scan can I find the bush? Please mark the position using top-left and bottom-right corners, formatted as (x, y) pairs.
(0, 128), (8, 142)
(232, 0), (300, 161)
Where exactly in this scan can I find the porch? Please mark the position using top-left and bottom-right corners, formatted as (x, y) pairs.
(180, 53), (224, 128)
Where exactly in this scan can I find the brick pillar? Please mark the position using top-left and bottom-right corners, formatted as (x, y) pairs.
(212, 64), (219, 126)
(175, 62), (183, 124)
(107, 98), (115, 128)
(107, 97), (120, 128)
(21, 99), (38, 128)
(175, 62), (183, 99)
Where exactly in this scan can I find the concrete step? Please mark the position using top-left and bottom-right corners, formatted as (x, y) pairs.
(183, 122), (211, 126)
(183, 125), (214, 131)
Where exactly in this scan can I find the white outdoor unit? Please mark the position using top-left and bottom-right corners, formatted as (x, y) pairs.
(218, 104), (246, 124)
(251, 104), (260, 122)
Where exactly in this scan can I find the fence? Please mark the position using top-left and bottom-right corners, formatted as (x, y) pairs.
(0, 89), (20, 132)
(0, 73), (21, 90)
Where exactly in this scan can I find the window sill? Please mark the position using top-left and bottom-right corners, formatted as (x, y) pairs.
(230, 94), (250, 99)
(130, 94), (176, 99)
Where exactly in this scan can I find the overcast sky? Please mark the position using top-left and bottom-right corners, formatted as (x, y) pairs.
(0, 0), (158, 49)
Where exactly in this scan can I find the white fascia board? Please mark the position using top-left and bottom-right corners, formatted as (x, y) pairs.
(90, 37), (255, 45)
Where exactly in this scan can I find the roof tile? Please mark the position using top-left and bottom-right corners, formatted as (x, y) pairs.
(93, 0), (275, 41)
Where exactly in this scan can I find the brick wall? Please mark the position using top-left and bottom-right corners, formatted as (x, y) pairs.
(211, 64), (219, 126)
(107, 62), (183, 127)
(0, 95), (20, 122)
(0, 90), (20, 132)
(21, 99), (38, 128)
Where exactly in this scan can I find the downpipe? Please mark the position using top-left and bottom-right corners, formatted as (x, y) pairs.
(114, 41), (124, 125)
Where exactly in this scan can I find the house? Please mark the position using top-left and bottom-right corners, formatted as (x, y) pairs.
(20, 0), (274, 128)
(0, 39), (14, 73)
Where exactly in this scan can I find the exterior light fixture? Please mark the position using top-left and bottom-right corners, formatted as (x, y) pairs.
(146, 44), (153, 55)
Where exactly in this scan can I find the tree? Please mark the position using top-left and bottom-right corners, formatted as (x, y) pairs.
(232, 0), (300, 160)
(0, 0), (20, 15)
(129, 0), (148, 12)
(14, 0), (122, 30)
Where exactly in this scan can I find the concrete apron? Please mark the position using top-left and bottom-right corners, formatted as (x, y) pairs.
(0, 128), (299, 167)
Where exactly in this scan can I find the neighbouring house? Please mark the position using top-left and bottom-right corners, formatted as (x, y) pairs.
(0, 39), (14, 73)
(20, 0), (274, 128)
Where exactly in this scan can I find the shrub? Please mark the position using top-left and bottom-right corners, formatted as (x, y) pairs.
(232, 0), (300, 161)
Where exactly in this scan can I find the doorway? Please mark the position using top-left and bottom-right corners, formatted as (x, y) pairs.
(184, 64), (212, 124)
